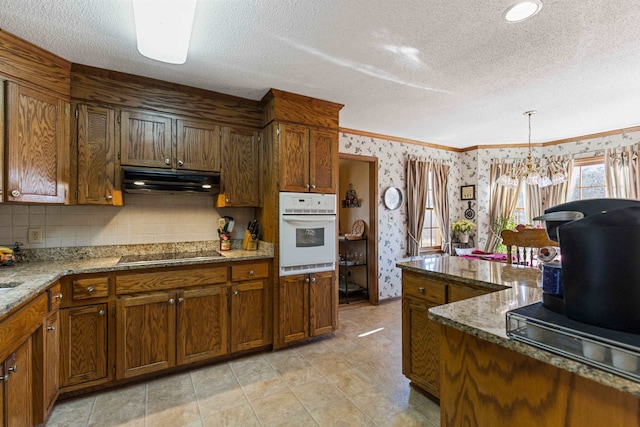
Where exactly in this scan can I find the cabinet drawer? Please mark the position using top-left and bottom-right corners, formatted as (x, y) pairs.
(72, 277), (109, 300)
(402, 272), (446, 305)
(116, 267), (228, 294)
(48, 282), (63, 311)
(231, 263), (268, 281)
(448, 284), (490, 303)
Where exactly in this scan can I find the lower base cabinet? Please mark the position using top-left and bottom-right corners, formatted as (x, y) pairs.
(278, 271), (336, 346)
(2, 337), (32, 427)
(43, 312), (59, 416)
(59, 304), (108, 388)
(230, 279), (270, 352)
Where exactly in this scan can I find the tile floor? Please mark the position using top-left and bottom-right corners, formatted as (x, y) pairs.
(45, 300), (440, 426)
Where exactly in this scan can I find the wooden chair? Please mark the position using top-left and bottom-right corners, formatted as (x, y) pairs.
(500, 228), (558, 267)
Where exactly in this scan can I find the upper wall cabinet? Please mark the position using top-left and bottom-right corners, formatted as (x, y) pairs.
(216, 126), (260, 207)
(5, 82), (70, 203)
(75, 104), (122, 206)
(176, 119), (221, 172)
(119, 110), (173, 169)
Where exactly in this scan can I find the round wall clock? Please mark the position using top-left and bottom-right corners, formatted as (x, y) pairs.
(383, 187), (403, 210)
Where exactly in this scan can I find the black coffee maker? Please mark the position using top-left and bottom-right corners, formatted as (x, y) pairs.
(534, 198), (640, 333)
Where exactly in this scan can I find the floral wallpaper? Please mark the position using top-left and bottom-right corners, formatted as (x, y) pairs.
(341, 128), (640, 300)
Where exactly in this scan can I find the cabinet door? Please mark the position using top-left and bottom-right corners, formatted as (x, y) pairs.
(120, 110), (173, 168)
(279, 123), (310, 192)
(309, 271), (336, 336)
(231, 279), (270, 352)
(59, 304), (108, 388)
(6, 82), (68, 203)
(4, 337), (32, 427)
(116, 293), (175, 379)
(402, 297), (440, 397)
(43, 312), (59, 415)
(278, 274), (309, 344)
(309, 128), (338, 193)
(176, 286), (227, 365)
(218, 126), (260, 206)
(77, 104), (121, 205)
(176, 119), (221, 172)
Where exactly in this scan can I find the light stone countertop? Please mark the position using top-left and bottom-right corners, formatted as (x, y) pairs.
(397, 255), (640, 397)
(0, 242), (273, 319)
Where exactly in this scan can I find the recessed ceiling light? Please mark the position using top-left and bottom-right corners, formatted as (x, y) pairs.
(504, 0), (543, 23)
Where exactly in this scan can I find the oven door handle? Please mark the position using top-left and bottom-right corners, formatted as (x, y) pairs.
(282, 215), (336, 224)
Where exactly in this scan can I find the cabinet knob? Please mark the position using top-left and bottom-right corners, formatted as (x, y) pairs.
(418, 287), (425, 293)
(311, 184), (316, 189)
(98, 309), (105, 316)
(87, 286), (94, 293)
(311, 277), (316, 284)
(248, 270), (254, 276)
(165, 158), (171, 165)
(11, 190), (20, 197)
(305, 278), (310, 283)
(8, 365), (17, 374)
(178, 160), (184, 167)
(305, 184), (310, 189)
(168, 298), (175, 304)
(233, 290), (239, 295)
(0, 374), (8, 381)
(178, 297), (184, 303)
(105, 195), (113, 200)
(47, 326), (56, 331)
(55, 293), (63, 300)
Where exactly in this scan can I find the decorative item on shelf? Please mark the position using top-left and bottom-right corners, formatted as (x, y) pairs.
(451, 219), (475, 244)
(464, 201), (475, 220)
(496, 110), (568, 188)
(345, 219), (366, 240)
(342, 183), (361, 208)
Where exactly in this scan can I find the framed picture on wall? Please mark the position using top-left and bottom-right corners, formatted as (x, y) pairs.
(460, 185), (475, 201)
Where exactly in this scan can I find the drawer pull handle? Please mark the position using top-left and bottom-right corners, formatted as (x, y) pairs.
(47, 326), (56, 331)
(418, 287), (425, 293)
(249, 270), (254, 275)
(87, 286), (95, 293)
(98, 309), (105, 316)
(55, 293), (63, 300)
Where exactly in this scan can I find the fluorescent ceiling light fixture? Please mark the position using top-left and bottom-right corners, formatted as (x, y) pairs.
(133, 0), (197, 64)
(504, 0), (543, 23)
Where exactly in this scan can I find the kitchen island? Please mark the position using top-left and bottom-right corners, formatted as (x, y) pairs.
(398, 255), (640, 427)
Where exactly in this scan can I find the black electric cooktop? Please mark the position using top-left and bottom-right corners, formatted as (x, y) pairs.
(117, 250), (224, 265)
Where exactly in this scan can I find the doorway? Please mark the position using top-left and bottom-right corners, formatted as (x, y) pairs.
(338, 153), (378, 305)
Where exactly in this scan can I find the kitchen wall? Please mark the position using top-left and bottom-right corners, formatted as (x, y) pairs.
(0, 194), (255, 250)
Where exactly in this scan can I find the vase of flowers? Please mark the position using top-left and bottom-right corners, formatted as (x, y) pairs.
(451, 219), (475, 243)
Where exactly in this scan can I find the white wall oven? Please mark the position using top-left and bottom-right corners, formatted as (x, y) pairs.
(279, 192), (337, 276)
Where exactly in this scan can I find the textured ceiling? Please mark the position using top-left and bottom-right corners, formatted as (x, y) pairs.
(2, 0), (640, 149)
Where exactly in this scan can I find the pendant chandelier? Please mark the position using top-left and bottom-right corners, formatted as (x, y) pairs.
(496, 110), (567, 188)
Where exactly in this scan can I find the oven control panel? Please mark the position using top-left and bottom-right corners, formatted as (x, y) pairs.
(280, 192), (337, 215)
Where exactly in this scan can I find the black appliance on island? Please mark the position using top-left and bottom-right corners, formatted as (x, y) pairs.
(506, 198), (640, 382)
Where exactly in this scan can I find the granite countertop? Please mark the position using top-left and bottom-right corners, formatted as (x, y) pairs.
(397, 255), (640, 397)
(0, 241), (273, 319)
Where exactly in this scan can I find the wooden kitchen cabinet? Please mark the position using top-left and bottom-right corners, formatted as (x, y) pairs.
(176, 119), (221, 172)
(401, 270), (495, 398)
(75, 104), (122, 205)
(277, 270), (336, 346)
(5, 81), (70, 203)
(177, 286), (228, 365)
(43, 312), (59, 418)
(1, 337), (32, 427)
(59, 304), (109, 388)
(119, 110), (173, 169)
(279, 123), (338, 194)
(230, 263), (271, 352)
(216, 126), (260, 207)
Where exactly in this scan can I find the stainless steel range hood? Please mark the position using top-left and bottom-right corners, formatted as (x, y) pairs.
(122, 167), (220, 195)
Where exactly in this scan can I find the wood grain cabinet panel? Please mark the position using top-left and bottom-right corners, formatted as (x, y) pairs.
(2, 337), (32, 427)
(231, 279), (270, 352)
(116, 293), (176, 379)
(59, 304), (108, 388)
(120, 110), (173, 169)
(176, 119), (221, 172)
(71, 276), (109, 301)
(76, 104), (122, 205)
(279, 123), (337, 194)
(176, 286), (228, 365)
(216, 126), (260, 207)
(309, 271), (336, 337)
(43, 312), (59, 416)
(5, 81), (69, 203)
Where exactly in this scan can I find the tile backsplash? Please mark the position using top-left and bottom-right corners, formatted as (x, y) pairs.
(0, 193), (256, 249)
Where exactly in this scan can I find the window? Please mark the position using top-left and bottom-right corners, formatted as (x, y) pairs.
(420, 172), (442, 249)
(569, 157), (605, 201)
(514, 188), (526, 225)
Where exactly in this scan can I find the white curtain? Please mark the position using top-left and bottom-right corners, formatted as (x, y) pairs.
(486, 160), (523, 252)
(605, 145), (640, 199)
